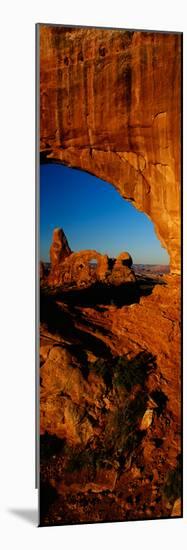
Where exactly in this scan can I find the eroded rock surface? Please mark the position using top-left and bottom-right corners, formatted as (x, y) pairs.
(40, 26), (182, 273)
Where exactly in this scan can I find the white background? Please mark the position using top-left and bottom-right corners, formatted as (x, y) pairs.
(0, 0), (186, 548)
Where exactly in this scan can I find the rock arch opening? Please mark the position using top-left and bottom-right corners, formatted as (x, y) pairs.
(40, 163), (169, 305)
(40, 163), (169, 266)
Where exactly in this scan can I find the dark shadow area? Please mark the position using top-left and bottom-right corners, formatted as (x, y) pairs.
(39, 483), (58, 526)
(150, 389), (168, 417)
(57, 282), (139, 307)
(42, 275), (165, 309)
(8, 508), (38, 526)
(40, 433), (66, 460)
(40, 290), (113, 359)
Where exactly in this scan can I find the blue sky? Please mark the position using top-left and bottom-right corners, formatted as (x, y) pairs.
(40, 164), (169, 265)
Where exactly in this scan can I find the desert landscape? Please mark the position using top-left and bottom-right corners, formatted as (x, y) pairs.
(39, 26), (182, 526)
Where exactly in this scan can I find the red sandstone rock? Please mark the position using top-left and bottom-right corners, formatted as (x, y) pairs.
(48, 244), (136, 288)
(116, 252), (133, 268)
(50, 227), (72, 267)
(40, 275), (181, 523)
(54, 467), (117, 495)
(39, 26), (181, 525)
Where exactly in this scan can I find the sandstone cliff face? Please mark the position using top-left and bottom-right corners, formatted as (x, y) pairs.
(40, 26), (182, 273)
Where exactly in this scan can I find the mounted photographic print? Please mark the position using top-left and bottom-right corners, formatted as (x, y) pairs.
(36, 24), (182, 526)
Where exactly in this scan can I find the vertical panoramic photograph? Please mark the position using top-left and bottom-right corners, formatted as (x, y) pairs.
(38, 25), (182, 526)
